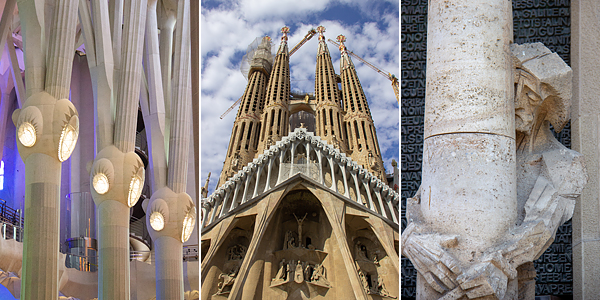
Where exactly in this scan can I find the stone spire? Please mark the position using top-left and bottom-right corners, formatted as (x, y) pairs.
(338, 35), (384, 180)
(219, 36), (272, 186)
(256, 26), (291, 154)
(314, 26), (348, 153)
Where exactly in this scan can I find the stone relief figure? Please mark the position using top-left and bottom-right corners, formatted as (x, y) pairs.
(294, 261), (304, 283)
(231, 152), (241, 171)
(304, 263), (314, 281)
(266, 136), (275, 149)
(226, 244), (248, 261)
(355, 241), (369, 261)
(401, 43), (587, 299)
(310, 263), (329, 286)
(216, 265), (239, 295)
(273, 259), (287, 281)
(293, 213), (307, 248)
(283, 230), (297, 249)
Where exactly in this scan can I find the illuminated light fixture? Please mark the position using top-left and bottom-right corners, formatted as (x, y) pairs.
(181, 206), (196, 242)
(18, 122), (36, 147)
(58, 116), (79, 162)
(92, 173), (110, 195)
(128, 175), (143, 207)
(149, 211), (165, 231)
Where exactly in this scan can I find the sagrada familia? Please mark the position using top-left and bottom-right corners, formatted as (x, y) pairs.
(200, 26), (401, 299)
(0, 0), (199, 299)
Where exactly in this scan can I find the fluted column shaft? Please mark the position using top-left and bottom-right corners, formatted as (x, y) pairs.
(21, 154), (61, 300)
(97, 200), (130, 299)
(155, 236), (184, 299)
(167, 0), (191, 193)
(17, 0), (46, 97)
(143, 0), (168, 191)
(113, 0), (148, 152)
(45, 0), (79, 99)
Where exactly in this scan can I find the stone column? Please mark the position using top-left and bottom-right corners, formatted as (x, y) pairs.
(154, 235), (184, 299)
(420, 0), (515, 297)
(14, 93), (80, 300)
(571, 0), (600, 298)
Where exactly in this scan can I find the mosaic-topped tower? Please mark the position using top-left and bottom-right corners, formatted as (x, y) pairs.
(219, 36), (273, 186)
(256, 26), (291, 155)
(314, 26), (349, 153)
(338, 35), (385, 181)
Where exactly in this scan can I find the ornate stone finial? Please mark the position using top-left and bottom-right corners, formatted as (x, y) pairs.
(281, 26), (290, 42)
(337, 34), (347, 52)
(317, 25), (326, 40)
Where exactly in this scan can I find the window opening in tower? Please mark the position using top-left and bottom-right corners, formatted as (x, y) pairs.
(229, 125), (238, 156)
(277, 110), (282, 135)
(237, 123), (246, 151)
(362, 121), (369, 150)
(269, 112), (275, 135)
(246, 122), (253, 150)
(254, 122), (261, 149)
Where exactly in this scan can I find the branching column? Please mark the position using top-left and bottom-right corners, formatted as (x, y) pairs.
(14, 0), (80, 298)
(89, 0), (148, 299)
(145, 0), (196, 299)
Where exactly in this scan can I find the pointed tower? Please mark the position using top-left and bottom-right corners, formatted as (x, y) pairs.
(256, 26), (291, 154)
(219, 36), (273, 186)
(338, 35), (385, 180)
(314, 26), (348, 153)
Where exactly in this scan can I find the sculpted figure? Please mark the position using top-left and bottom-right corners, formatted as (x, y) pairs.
(274, 259), (286, 281)
(293, 213), (307, 247)
(216, 265), (239, 294)
(311, 263), (329, 286)
(401, 43), (586, 299)
(231, 152), (241, 171)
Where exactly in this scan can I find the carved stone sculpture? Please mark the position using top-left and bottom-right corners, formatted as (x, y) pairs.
(273, 259), (287, 281)
(216, 265), (239, 295)
(293, 213), (308, 248)
(310, 263), (329, 286)
(401, 42), (587, 299)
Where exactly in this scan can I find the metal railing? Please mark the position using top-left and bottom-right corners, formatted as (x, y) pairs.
(0, 199), (23, 241)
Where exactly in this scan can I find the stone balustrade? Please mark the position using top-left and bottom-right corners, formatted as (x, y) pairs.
(201, 128), (399, 230)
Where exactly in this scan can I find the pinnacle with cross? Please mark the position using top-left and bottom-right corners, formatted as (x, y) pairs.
(281, 26), (290, 41)
(317, 25), (325, 40)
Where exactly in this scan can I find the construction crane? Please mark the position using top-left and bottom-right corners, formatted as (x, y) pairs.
(220, 29), (317, 119)
(289, 28), (317, 56)
(328, 38), (399, 103)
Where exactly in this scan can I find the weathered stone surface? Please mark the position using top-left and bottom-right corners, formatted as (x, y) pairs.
(402, 13), (587, 300)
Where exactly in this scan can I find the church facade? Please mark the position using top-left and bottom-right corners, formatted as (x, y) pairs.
(200, 26), (400, 300)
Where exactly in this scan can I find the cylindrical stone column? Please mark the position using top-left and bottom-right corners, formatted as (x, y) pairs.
(421, 0), (516, 258)
(97, 200), (130, 299)
(45, 0), (79, 99)
(154, 236), (184, 299)
(13, 92), (79, 299)
(21, 154), (61, 300)
(90, 146), (145, 300)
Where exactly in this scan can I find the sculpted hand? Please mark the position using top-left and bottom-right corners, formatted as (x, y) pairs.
(401, 223), (462, 294)
(456, 251), (516, 299)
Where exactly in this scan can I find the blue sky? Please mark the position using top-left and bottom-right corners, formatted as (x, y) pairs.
(200, 0), (399, 193)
